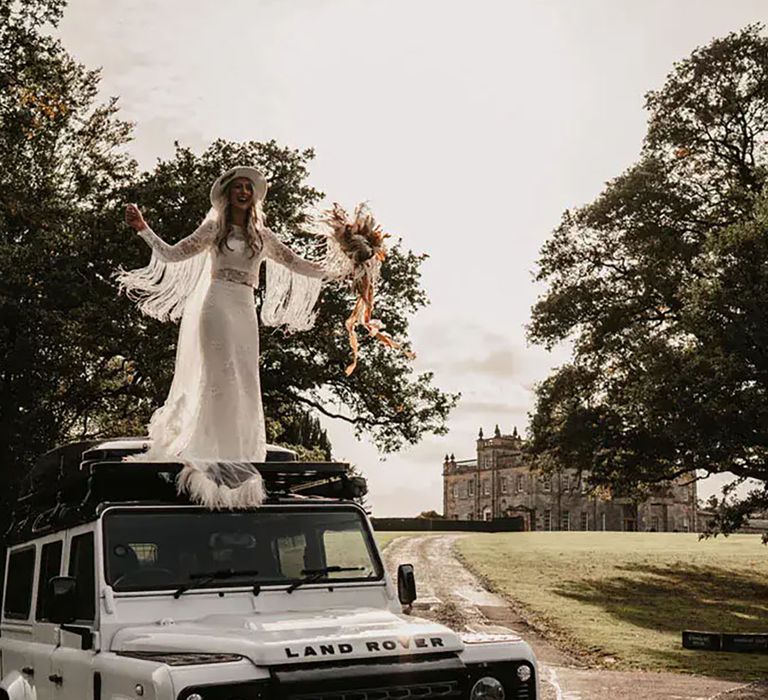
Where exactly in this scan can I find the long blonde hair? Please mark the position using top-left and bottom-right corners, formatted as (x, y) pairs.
(215, 190), (266, 258)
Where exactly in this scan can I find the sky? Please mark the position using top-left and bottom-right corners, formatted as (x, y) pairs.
(56, 0), (768, 516)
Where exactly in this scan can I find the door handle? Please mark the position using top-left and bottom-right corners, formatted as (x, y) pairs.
(48, 673), (63, 685)
(21, 666), (34, 676)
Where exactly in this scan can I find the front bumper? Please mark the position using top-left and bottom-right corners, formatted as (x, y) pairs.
(175, 654), (536, 700)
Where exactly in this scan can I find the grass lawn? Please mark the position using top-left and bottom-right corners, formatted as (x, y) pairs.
(457, 532), (768, 681)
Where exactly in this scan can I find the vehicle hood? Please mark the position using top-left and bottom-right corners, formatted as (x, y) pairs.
(111, 607), (463, 666)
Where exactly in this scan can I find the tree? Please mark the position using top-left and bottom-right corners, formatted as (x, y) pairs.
(267, 409), (332, 462)
(0, 0), (135, 516)
(528, 25), (768, 535)
(417, 510), (444, 519)
(0, 1), (457, 527)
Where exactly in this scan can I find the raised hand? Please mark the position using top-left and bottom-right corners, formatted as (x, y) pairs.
(125, 203), (147, 232)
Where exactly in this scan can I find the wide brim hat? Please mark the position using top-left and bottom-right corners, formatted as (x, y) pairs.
(210, 165), (268, 210)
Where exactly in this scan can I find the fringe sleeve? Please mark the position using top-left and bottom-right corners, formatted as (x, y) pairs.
(115, 212), (217, 323)
(138, 220), (216, 263)
(260, 227), (325, 332)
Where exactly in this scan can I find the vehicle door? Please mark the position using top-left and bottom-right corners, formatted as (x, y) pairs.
(49, 527), (99, 700)
(0, 545), (37, 690)
(28, 537), (65, 700)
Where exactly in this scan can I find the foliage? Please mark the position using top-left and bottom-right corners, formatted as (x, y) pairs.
(0, 0), (136, 517)
(0, 1), (457, 532)
(528, 25), (768, 530)
(416, 510), (444, 519)
(266, 409), (332, 462)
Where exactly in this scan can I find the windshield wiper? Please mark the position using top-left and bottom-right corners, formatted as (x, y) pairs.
(173, 568), (259, 599)
(285, 566), (365, 594)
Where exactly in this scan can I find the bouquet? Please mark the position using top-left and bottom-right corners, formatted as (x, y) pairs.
(322, 203), (415, 375)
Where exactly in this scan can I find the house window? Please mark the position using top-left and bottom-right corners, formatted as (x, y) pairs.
(561, 511), (570, 531)
(483, 479), (490, 496)
(562, 473), (570, 491)
(451, 483), (458, 499)
(542, 474), (551, 492)
(468, 480), (475, 496)
(543, 510), (552, 531)
(500, 476), (508, 494)
(580, 512), (588, 531)
(601, 512), (607, 531)
(516, 474), (524, 492)
(581, 476), (589, 493)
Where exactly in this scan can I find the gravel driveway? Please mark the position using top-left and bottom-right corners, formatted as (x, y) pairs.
(382, 534), (758, 700)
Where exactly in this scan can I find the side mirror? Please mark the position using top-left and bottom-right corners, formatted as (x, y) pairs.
(397, 563), (417, 607)
(46, 576), (77, 624)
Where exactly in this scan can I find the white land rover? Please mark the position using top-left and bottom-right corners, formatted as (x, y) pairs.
(0, 439), (539, 700)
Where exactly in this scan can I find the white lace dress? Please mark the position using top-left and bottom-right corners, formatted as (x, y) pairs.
(132, 220), (325, 505)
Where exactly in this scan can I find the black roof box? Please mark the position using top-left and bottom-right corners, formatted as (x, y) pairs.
(7, 439), (366, 545)
(21, 437), (298, 499)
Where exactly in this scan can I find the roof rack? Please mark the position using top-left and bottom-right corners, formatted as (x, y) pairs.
(7, 439), (366, 545)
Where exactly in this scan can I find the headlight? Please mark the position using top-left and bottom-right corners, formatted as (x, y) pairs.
(516, 665), (532, 682)
(470, 676), (505, 700)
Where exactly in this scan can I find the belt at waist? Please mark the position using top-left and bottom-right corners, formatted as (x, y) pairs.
(212, 268), (257, 287)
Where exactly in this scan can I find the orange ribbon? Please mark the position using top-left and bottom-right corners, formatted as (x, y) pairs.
(344, 261), (415, 376)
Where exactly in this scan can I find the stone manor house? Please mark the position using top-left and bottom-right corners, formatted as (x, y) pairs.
(443, 426), (698, 532)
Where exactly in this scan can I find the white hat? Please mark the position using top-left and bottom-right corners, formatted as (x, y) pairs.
(209, 165), (268, 210)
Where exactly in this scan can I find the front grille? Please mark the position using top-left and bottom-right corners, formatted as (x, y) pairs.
(273, 654), (466, 700)
(289, 680), (462, 700)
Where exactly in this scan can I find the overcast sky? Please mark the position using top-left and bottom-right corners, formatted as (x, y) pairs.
(57, 0), (768, 516)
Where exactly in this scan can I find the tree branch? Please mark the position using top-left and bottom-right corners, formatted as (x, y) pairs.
(282, 391), (392, 428)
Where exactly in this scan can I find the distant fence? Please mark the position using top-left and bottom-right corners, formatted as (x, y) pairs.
(370, 517), (524, 532)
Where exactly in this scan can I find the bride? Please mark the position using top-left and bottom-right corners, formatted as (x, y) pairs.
(120, 165), (341, 508)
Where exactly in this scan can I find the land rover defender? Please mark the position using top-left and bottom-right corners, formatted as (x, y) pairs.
(0, 439), (538, 699)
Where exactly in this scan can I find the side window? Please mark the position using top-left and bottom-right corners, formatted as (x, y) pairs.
(4, 548), (36, 620)
(36, 541), (63, 621)
(68, 533), (95, 623)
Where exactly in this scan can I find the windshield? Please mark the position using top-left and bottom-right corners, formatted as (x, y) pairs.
(102, 506), (382, 592)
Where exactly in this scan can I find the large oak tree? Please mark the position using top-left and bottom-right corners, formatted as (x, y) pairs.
(528, 25), (768, 534)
